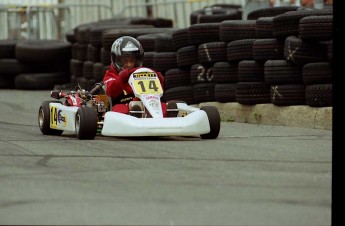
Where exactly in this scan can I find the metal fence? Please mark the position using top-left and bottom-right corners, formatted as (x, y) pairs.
(0, 0), (249, 40)
(112, 0), (243, 28)
(0, 1), (113, 40)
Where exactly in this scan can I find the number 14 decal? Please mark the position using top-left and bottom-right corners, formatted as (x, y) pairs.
(50, 106), (58, 128)
(134, 79), (162, 94)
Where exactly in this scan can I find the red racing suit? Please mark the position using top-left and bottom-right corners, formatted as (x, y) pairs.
(102, 64), (167, 115)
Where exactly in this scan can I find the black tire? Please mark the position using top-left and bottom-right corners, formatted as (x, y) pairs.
(15, 72), (70, 90)
(154, 32), (175, 52)
(247, 6), (298, 20)
(0, 40), (19, 58)
(305, 84), (332, 107)
(166, 100), (179, 118)
(75, 107), (98, 140)
(193, 83), (215, 104)
(38, 101), (64, 136)
(15, 40), (71, 63)
(163, 85), (194, 105)
(153, 52), (178, 74)
(198, 42), (227, 64)
(172, 28), (190, 51)
(200, 106), (220, 139)
(191, 7), (241, 25)
(0, 76), (15, 89)
(188, 23), (220, 46)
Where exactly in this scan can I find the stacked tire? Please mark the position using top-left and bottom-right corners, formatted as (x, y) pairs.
(161, 6), (332, 108)
(66, 17), (174, 91)
(0, 39), (71, 90)
(0, 40), (22, 88)
(2, 6), (333, 111)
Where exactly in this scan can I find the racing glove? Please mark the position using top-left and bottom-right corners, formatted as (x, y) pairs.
(119, 68), (138, 83)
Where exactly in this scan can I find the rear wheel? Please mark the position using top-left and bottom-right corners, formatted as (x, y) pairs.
(200, 106), (220, 139)
(38, 101), (63, 135)
(75, 107), (98, 140)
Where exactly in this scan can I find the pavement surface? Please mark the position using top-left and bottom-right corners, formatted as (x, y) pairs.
(0, 89), (332, 225)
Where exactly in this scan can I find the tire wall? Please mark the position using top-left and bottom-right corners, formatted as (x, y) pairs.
(0, 39), (71, 89)
(163, 6), (332, 108)
(1, 5), (332, 108)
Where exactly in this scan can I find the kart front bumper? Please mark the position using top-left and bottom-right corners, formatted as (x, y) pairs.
(101, 110), (210, 137)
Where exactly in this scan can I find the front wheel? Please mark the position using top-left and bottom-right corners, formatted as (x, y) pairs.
(38, 101), (64, 135)
(200, 106), (220, 139)
(75, 107), (98, 140)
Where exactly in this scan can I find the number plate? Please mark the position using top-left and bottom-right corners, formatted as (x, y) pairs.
(132, 72), (163, 95)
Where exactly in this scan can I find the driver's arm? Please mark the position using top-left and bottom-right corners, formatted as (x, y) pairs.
(103, 70), (124, 99)
(152, 69), (165, 90)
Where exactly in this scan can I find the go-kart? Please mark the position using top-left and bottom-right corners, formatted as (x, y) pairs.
(38, 67), (221, 140)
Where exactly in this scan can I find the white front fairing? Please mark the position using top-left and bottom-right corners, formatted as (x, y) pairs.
(140, 94), (163, 118)
(128, 67), (163, 118)
(49, 103), (79, 132)
(101, 110), (210, 137)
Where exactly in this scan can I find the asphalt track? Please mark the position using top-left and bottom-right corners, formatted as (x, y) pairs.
(0, 90), (332, 225)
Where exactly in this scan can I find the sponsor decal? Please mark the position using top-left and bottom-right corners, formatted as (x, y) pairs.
(119, 96), (133, 103)
(133, 72), (157, 79)
(122, 41), (139, 52)
(144, 95), (159, 100)
(148, 99), (160, 109)
(57, 110), (67, 127)
(50, 106), (68, 128)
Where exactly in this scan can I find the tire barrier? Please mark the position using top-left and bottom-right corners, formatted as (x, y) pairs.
(0, 40), (18, 58)
(176, 46), (198, 69)
(15, 40), (71, 63)
(247, 6), (299, 20)
(272, 9), (332, 38)
(270, 84), (306, 106)
(253, 38), (285, 61)
(298, 15), (333, 41)
(213, 62), (238, 83)
(190, 4), (242, 25)
(164, 68), (191, 90)
(219, 20), (257, 42)
(154, 32), (175, 52)
(284, 35), (328, 66)
(188, 23), (220, 45)
(171, 28), (190, 51)
(0, 6), (333, 109)
(152, 52), (177, 75)
(15, 72), (70, 90)
(0, 39), (71, 89)
(137, 33), (164, 52)
(167, 7), (332, 108)
(227, 39), (256, 62)
(264, 60), (303, 85)
(255, 17), (275, 39)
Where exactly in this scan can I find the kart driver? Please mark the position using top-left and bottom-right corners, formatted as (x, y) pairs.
(102, 36), (167, 116)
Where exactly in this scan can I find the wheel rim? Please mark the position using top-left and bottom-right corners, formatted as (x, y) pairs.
(75, 113), (80, 134)
(38, 108), (44, 129)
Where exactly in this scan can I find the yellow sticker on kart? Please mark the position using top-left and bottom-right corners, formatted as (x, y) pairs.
(133, 72), (157, 78)
(132, 72), (163, 95)
(50, 106), (67, 128)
